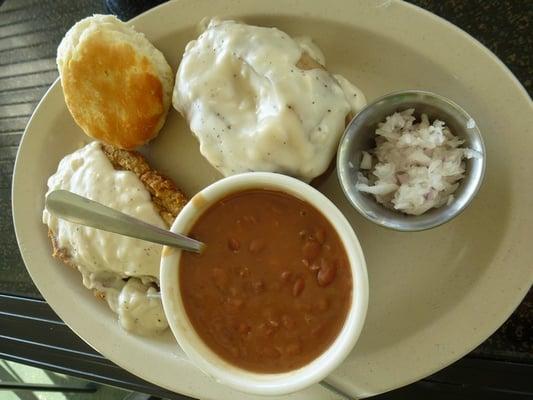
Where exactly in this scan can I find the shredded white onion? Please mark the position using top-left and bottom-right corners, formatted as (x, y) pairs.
(355, 109), (473, 215)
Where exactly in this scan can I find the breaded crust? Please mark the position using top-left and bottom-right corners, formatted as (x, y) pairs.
(48, 143), (188, 302)
(100, 144), (188, 226)
(48, 230), (76, 268)
(296, 52), (325, 71)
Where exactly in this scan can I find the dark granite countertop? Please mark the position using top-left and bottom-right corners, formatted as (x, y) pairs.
(0, 0), (531, 398)
(409, 0), (532, 96)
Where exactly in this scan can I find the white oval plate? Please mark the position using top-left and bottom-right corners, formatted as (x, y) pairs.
(12, 0), (533, 398)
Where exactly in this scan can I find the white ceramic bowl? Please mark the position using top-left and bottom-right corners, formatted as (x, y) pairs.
(160, 172), (368, 396)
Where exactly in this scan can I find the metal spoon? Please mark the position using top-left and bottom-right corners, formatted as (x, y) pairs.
(45, 190), (204, 253)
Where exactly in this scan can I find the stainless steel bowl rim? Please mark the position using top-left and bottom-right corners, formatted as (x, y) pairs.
(336, 89), (486, 232)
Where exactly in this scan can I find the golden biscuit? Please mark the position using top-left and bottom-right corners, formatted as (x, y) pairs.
(57, 15), (173, 149)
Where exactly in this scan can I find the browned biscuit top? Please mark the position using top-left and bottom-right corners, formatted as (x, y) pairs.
(61, 32), (165, 150)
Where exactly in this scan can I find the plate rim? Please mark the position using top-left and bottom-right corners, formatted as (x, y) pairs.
(11, 0), (533, 398)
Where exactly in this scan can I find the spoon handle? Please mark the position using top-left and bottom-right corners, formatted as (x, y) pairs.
(45, 190), (204, 253)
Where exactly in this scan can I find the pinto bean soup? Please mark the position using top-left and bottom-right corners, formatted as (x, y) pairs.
(179, 189), (352, 373)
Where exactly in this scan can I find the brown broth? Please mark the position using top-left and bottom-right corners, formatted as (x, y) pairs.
(179, 189), (352, 373)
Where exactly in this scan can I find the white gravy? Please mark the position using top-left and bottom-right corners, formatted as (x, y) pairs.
(173, 19), (366, 182)
(43, 142), (168, 335)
